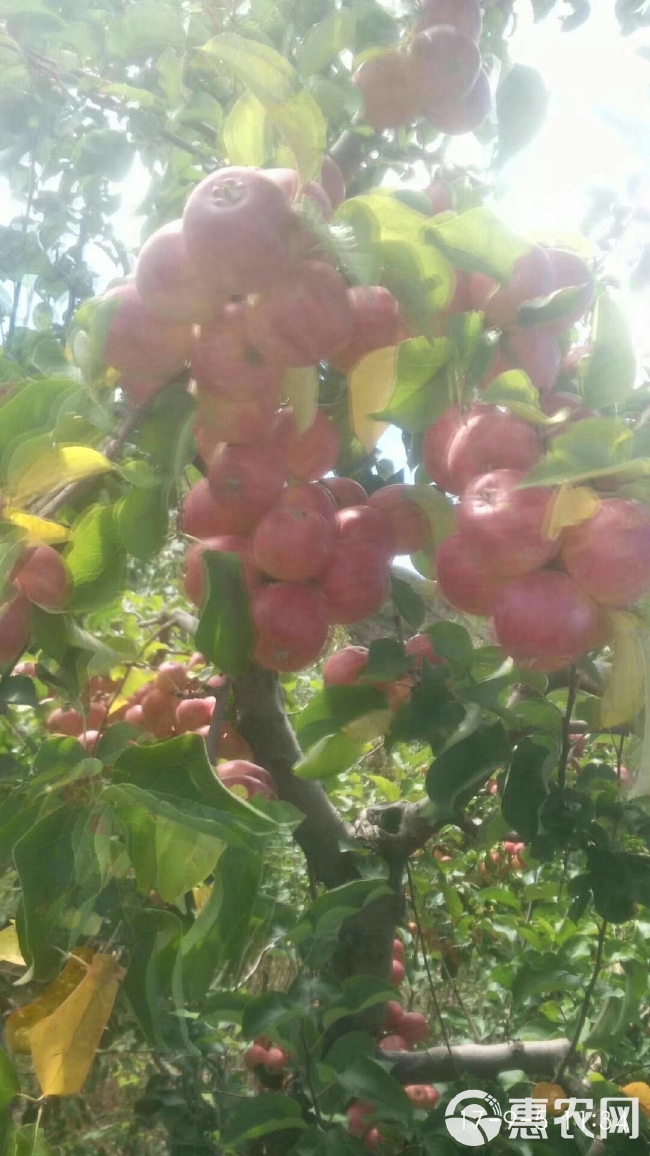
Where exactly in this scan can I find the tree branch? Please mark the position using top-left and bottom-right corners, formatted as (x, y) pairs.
(233, 664), (356, 890)
(384, 1038), (571, 1083)
(330, 128), (375, 183)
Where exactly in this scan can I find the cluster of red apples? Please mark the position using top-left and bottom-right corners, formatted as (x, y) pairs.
(347, 1083), (440, 1152)
(421, 240), (650, 672)
(44, 657), (276, 801)
(353, 0), (490, 137)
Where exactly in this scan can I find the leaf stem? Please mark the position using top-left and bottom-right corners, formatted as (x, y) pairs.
(555, 918), (607, 1084)
(557, 665), (579, 791)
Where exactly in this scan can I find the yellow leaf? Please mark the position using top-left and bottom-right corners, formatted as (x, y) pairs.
(6, 947), (93, 1055)
(542, 485), (601, 540)
(282, 367), (318, 433)
(4, 510), (72, 544)
(0, 923), (25, 967)
(349, 347), (398, 451)
(600, 611), (646, 728)
(192, 884), (213, 913)
(532, 1083), (566, 1115)
(8, 446), (113, 505)
(622, 1082), (650, 1117)
(342, 709), (392, 743)
(30, 953), (125, 1096)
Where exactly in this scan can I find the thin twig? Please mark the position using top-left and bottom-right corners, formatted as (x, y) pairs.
(406, 861), (458, 1076)
(450, 977), (481, 1043)
(557, 665), (579, 791)
(555, 919), (607, 1084)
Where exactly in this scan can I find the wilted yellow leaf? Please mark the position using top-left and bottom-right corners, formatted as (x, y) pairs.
(622, 1082), (650, 1117)
(0, 924), (25, 967)
(30, 953), (125, 1096)
(282, 367), (318, 434)
(349, 347), (398, 452)
(8, 446), (113, 505)
(6, 947), (93, 1055)
(4, 510), (72, 544)
(600, 612), (646, 728)
(542, 485), (601, 540)
(532, 1083), (566, 1115)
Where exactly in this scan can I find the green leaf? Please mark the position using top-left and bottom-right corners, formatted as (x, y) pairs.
(585, 959), (646, 1048)
(65, 505), (126, 612)
(155, 818), (223, 904)
(482, 369), (550, 425)
(122, 908), (184, 1049)
(521, 416), (638, 488)
(517, 283), (592, 329)
(223, 91), (269, 168)
(13, 804), (87, 978)
(426, 206), (531, 281)
(195, 551), (254, 678)
(74, 130), (134, 181)
(224, 1094), (307, 1144)
(361, 639), (411, 683)
(426, 622), (474, 674)
(0, 675), (38, 707)
(294, 685), (389, 748)
(582, 292), (636, 409)
(111, 735), (277, 839)
(335, 1055), (412, 1123)
(242, 991), (308, 1041)
(182, 846), (263, 999)
(116, 484), (169, 561)
(0, 1049), (19, 1156)
(293, 731), (365, 781)
(106, 2), (185, 57)
(201, 33), (325, 182)
(512, 958), (585, 999)
(137, 384), (197, 475)
(371, 337), (452, 434)
(502, 738), (557, 842)
(586, 848), (636, 923)
(391, 575), (425, 630)
(426, 722), (511, 815)
(496, 64), (549, 165)
(297, 9), (355, 75)
(0, 379), (77, 469)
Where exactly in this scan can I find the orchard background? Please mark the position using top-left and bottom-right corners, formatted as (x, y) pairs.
(2, 0), (650, 1153)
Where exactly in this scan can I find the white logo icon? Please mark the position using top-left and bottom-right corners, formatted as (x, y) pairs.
(445, 1090), (503, 1147)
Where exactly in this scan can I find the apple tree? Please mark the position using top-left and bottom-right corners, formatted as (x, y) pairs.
(1, 0), (650, 1153)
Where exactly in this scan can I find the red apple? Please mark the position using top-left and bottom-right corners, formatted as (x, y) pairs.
(283, 410), (341, 482)
(539, 247), (596, 335)
(400, 1011), (429, 1045)
(318, 540), (391, 624)
(322, 476), (369, 508)
(482, 246), (556, 331)
(414, 0), (482, 40)
(422, 406), (464, 492)
(446, 406), (541, 493)
(135, 219), (221, 324)
(336, 505), (393, 550)
(191, 302), (284, 399)
(182, 166), (297, 296)
(13, 545), (70, 609)
(101, 280), (192, 380)
(331, 285), (408, 373)
(155, 663), (190, 694)
(182, 478), (251, 540)
(252, 583), (330, 672)
(367, 485), (432, 554)
(176, 697), (216, 733)
(426, 67), (491, 135)
(435, 533), (502, 616)
(458, 469), (559, 577)
(208, 442), (286, 529)
(245, 260), (352, 367)
(0, 596), (32, 665)
(183, 536), (254, 607)
(252, 503), (335, 581)
(353, 51), (422, 131)
(502, 328), (561, 393)
(46, 707), (83, 737)
(560, 498), (650, 607)
(409, 26), (481, 103)
(492, 570), (600, 672)
(280, 482), (337, 522)
(323, 646), (370, 687)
